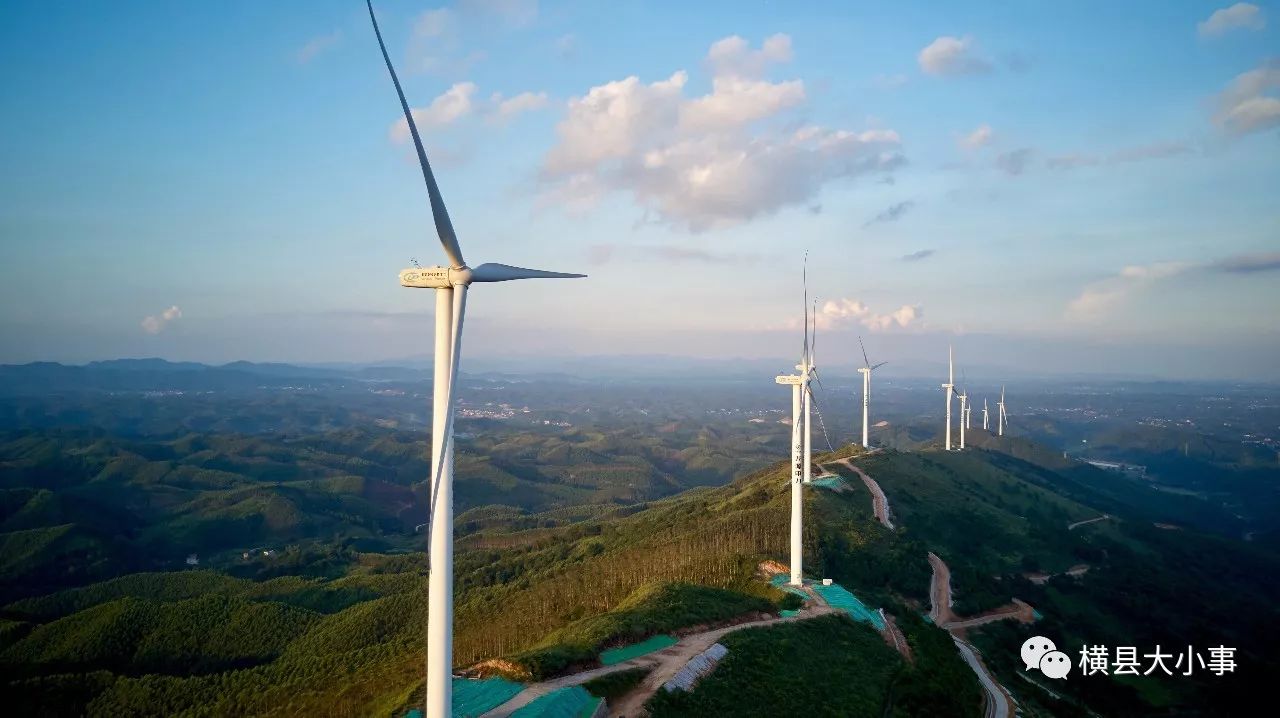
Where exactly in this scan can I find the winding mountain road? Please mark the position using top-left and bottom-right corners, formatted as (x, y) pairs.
(928, 552), (1019, 718)
(927, 551), (957, 626)
(479, 604), (837, 718)
(822, 458), (894, 529)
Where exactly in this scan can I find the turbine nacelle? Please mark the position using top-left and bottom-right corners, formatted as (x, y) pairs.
(400, 263), (585, 288)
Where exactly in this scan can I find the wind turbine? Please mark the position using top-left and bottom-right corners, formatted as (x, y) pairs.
(366, 4), (585, 716)
(997, 385), (1007, 436)
(957, 384), (968, 450)
(775, 268), (814, 586)
(942, 345), (955, 450)
(856, 337), (887, 449)
(982, 398), (990, 431)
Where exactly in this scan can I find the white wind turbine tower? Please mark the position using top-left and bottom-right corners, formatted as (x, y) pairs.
(998, 385), (1008, 436)
(957, 383), (968, 450)
(856, 337), (887, 449)
(982, 398), (990, 431)
(366, 4), (586, 715)
(775, 273), (815, 586)
(941, 345), (955, 450)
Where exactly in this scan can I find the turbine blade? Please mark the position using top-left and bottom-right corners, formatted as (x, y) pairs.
(859, 336), (870, 368)
(811, 299), (819, 365)
(470, 263), (586, 282)
(802, 252), (809, 364)
(872, 361), (888, 370)
(367, 0), (465, 269)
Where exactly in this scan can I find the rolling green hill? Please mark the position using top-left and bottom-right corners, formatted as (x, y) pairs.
(2, 434), (1277, 716)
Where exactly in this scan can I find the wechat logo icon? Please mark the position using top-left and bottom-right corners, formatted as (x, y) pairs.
(1022, 636), (1071, 680)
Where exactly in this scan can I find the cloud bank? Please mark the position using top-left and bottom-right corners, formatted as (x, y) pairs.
(539, 35), (904, 231)
(1198, 3), (1265, 37)
(1067, 251), (1280, 319)
(809, 298), (923, 332)
(1213, 59), (1280, 136)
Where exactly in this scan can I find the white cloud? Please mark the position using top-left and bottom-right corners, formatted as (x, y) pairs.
(1213, 59), (1280, 135)
(959, 123), (993, 149)
(918, 36), (992, 76)
(1066, 261), (1197, 319)
(141, 305), (182, 335)
(806, 299), (923, 332)
(1198, 3), (1265, 37)
(389, 82), (477, 142)
(706, 34), (793, 78)
(544, 72), (689, 175)
(295, 30), (342, 64)
(679, 77), (806, 132)
(540, 36), (903, 231)
(491, 91), (549, 121)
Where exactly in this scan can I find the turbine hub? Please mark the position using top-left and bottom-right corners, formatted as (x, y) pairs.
(399, 266), (473, 288)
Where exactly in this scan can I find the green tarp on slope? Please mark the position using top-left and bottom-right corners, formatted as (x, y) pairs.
(511, 685), (602, 718)
(769, 573), (809, 598)
(813, 582), (885, 630)
(453, 676), (524, 717)
(600, 633), (678, 665)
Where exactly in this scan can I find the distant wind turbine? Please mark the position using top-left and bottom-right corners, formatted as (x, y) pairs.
(998, 385), (1008, 437)
(983, 398), (990, 431)
(856, 337), (887, 449)
(957, 384), (968, 450)
(366, 3), (586, 715)
(942, 345), (955, 450)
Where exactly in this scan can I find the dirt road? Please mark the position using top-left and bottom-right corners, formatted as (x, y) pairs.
(927, 551), (958, 626)
(929, 552), (1020, 718)
(1068, 514), (1110, 530)
(944, 599), (1034, 630)
(823, 458), (894, 529)
(479, 605), (837, 718)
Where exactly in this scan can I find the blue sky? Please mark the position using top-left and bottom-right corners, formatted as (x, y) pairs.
(1, 1), (1277, 379)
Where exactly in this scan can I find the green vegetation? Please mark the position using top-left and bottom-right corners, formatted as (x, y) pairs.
(4, 595), (318, 677)
(508, 583), (772, 679)
(647, 614), (903, 717)
(3, 412), (1277, 716)
(582, 666), (649, 699)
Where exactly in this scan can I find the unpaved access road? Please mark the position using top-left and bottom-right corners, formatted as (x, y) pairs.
(1068, 514), (1110, 530)
(929, 552), (1019, 718)
(927, 551), (958, 626)
(822, 458), (894, 529)
(479, 605), (838, 718)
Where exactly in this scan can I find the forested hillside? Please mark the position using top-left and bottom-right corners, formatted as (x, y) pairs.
(3, 423), (1277, 715)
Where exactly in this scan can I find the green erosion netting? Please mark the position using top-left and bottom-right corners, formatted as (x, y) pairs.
(768, 574), (809, 598)
(811, 477), (846, 490)
(600, 633), (678, 665)
(813, 583), (885, 630)
(453, 676), (524, 717)
(510, 685), (602, 718)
